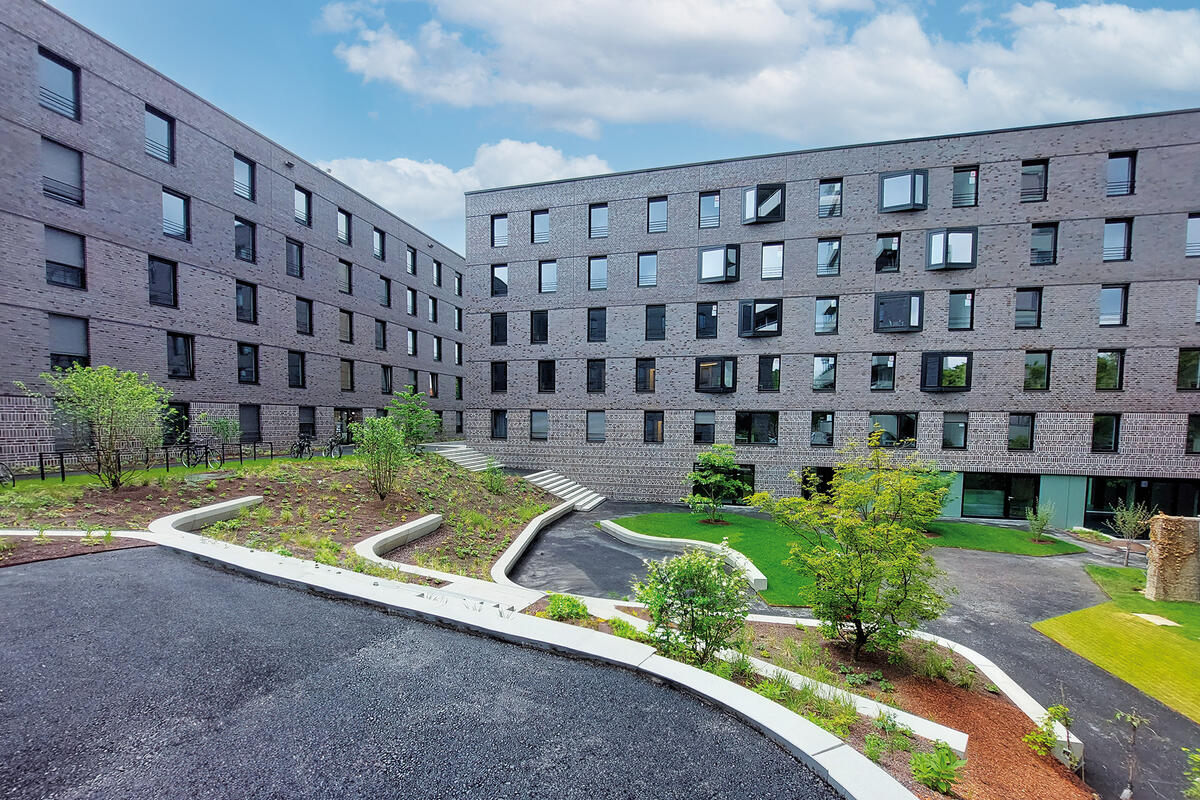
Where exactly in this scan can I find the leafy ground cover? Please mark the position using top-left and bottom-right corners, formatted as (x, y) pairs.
(925, 521), (1085, 556)
(1034, 565), (1200, 723)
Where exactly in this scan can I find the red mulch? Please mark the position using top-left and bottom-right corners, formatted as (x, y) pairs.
(0, 536), (153, 568)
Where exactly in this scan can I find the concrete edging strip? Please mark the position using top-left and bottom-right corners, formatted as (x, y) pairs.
(490, 499), (577, 586)
(354, 514), (443, 559)
(598, 519), (769, 591)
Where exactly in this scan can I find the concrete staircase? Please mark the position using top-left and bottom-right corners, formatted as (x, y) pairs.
(524, 470), (606, 512)
(424, 442), (502, 472)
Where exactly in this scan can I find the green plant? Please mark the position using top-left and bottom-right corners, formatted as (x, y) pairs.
(1026, 501), (1055, 542)
(481, 459), (507, 495)
(1183, 747), (1200, 798)
(986, 682), (1000, 694)
(607, 617), (649, 643)
(1113, 708), (1152, 798)
(910, 741), (967, 794)
(195, 412), (241, 446)
(954, 663), (976, 690)
(272, 546), (295, 557)
(350, 416), (409, 499)
(863, 733), (886, 763)
(753, 673), (792, 702)
(632, 544), (750, 664)
(385, 389), (442, 453)
(910, 640), (955, 681)
(0, 537), (14, 558)
(544, 593), (590, 621)
(32, 526), (51, 545)
(680, 444), (750, 523)
(1110, 499), (1153, 567)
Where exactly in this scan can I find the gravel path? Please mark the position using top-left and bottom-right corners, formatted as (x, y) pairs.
(0, 547), (838, 800)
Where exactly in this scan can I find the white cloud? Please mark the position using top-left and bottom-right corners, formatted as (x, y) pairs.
(324, 1), (1200, 144)
(317, 140), (610, 253)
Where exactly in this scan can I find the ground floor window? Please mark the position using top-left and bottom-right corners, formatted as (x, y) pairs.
(334, 407), (361, 444)
(1085, 476), (1200, 534)
(692, 462), (754, 505)
(961, 472), (1037, 519)
(238, 405), (261, 444)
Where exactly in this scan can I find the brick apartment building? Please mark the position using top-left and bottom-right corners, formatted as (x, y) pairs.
(0, 0), (467, 464)
(464, 110), (1200, 529)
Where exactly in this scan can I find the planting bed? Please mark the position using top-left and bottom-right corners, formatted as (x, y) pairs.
(0, 534), (152, 568)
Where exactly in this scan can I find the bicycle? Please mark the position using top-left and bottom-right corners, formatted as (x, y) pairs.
(0, 461), (13, 489)
(322, 435), (343, 459)
(179, 442), (225, 470)
(289, 434), (315, 460)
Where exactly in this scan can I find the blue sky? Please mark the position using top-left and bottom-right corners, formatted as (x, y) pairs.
(49, 1), (1200, 253)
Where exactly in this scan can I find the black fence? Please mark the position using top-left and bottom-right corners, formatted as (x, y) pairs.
(22, 441), (277, 483)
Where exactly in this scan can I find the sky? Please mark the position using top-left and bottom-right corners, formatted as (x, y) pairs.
(48, 0), (1200, 254)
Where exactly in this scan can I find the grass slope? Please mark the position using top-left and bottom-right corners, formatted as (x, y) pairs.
(926, 521), (1085, 556)
(1033, 565), (1200, 724)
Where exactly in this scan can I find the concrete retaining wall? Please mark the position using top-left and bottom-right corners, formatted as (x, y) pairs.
(598, 519), (769, 591)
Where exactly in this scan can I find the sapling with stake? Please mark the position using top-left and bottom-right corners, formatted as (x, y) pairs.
(1113, 708), (1152, 800)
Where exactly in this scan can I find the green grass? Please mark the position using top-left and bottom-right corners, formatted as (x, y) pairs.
(925, 521), (1085, 556)
(1034, 565), (1200, 724)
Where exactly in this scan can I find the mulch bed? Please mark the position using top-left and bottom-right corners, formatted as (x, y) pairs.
(1069, 532), (1147, 554)
(0, 536), (153, 568)
(520, 596), (616, 635)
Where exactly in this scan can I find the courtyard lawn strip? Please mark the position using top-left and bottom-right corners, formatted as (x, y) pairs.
(924, 521), (1085, 556)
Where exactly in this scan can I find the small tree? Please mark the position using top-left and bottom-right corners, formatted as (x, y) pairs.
(681, 444), (750, 523)
(350, 416), (407, 499)
(1111, 500), (1153, 567)
(633, 545), (750, 664)
(1113, 708), (1152, 800)
(1026, 501), (1055, 543)
(750, 432), (952, 659)
(18, 365), (172, 490)
(385, 389), (441, 454)
(196, 412), (241, 446)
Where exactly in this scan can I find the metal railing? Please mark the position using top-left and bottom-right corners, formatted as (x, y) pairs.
(235, 245), (255, 261)
(491, 233), (508, 247)
(234, 179), (253, 200)
(145, 137), (172, 162)
(589, 225), (609, 238)
(23, 441), (278, 483)
(39, 87), (77, 118)
(1106, 180), (1134, 196)
(1187, 242), (1200, 257)
(162, 217), (188, 238)
(43, 176), (82, 205)
(532, 230), (549, 244)
(294, 210), (311, 226)
(1030, 249), (1056, 265)
(951, 191), (977, 207)
(699, 213), (720, 228)
(648, 219), (667, 233)
(1020, 186), (1046, 202)
(1102, 245), (1131, 261)
(817, 200), (842, 218)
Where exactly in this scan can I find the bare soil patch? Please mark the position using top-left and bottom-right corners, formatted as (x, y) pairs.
(0, 535), (152, 568)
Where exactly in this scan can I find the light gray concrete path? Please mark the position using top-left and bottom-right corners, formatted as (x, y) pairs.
(0, 547), (840, 800)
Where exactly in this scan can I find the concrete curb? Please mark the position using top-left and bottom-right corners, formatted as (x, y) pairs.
(598, 519), (769, 591)
(354, 514), (443, 559)
(490, 500), (577, 586)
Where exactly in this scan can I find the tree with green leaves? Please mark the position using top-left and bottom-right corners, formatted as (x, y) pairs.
(1111, 499), (1153, 567)
(18, 364), (172, 490)
(350, 416), (408, 499)
(1026, 501), (1055, 544)
(385, 389), (442, 454)
(195, 411), (241, 446)
(749, 431), (953, 659)
(680, 443), (750, 523)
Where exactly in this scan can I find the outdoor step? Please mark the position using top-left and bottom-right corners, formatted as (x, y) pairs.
(559, 487), (589, 503)
(524, 470), (553, 482)
(544, 479), (576, 494)
(571, 491), (598, 508)
(527, 472), (561, 487)
(577, 495), (606, 512)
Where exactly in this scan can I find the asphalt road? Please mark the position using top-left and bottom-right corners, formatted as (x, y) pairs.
(0, 547), (838, 800)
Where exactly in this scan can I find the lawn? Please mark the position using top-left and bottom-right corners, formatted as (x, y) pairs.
(925, 521), (1086, 556)
(1033, 565), (1200, 724)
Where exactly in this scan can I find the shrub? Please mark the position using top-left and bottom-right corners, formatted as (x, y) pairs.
(680, 444), (750, 523)
(1024, 704), (1075, 766)
(607, 616), (649, 643)
(350, 416), (408, 500)
(1026, 501), (1055, 542)
(1183, 747), (1200, 799)
(753, 673), (791, 702)
(910, 741), (967, 794)
(633, 545), (750, 664)
(481, 459), (507, 495)
(544, 593), (589, 621)
(385, 389), (442, 453)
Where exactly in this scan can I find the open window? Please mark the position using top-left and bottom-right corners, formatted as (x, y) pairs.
(738, 298), (782, 337)
(742, 184), (785, 224)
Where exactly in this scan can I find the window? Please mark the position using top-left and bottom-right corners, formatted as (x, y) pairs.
(407, 246), (417, 275)
(586, 411), (606, 442)
(758, 355), (780, 392)
(233, 154), (255, 201)
(374, 319), (387, 350)
(372, 228), (385, 260)
(38, 48), (79, 119)
(294, 186), (312, 226)
(538, 260), (558, 293)
(237, 343), (258, 384)
(530, 410), (549, 441)
(1096, 350), (1124, 390)
(429, 373), (440, 401)
(296, 297), (313, 335)
(491, 312), (507, 345)
(1020, 159), (1048, 202)
(1099, 284), (1128, 326)
(286, 239), (303, 278)
(433, 261), (442, 286)
(427, 297), (438, 323)
(879, 170), (927, 212)
(288, 351), (305, 388)
(636, 358), (656, 393)
(45, 227), (85, 289)
(871, 353), (896, 390)
(1015, 288), (1042, 329)
(239, 405), (261, 444)
(338, 309), (353, 343)
(1188, 214), (1200, 257)
(538, 360), (556, 393)
(645, 305), (666, 341)
(694, 411), (716, 444)
(48, 314), (88, 369)
(235, 281), (257, 323)
(648, 197), (667, 233)
(921, 352), (971, 391)
(588, 307), (606, 342)
(454, 377), (462, 401)
(1189, 415), (1200, 454)
(433, 336), (442, 362)
(638, 252), (658, 287)
(340, 359), (354, 392)
(454, 272), (463, 296)
(875, 292), (923, 332)
(696, 357), (736, 393)
(337, 208), (352, 245)
(491, 410), (508, 440)
(699, 191), (720, 228)
(164, 402), (190, 445)
(490, 362), (507, 393)
(811, 412), (834, 446)
(167, 333), (194, 379)
(815, 297), (838, 335)
(234, 218), (256, 262)
(1180, 349), (1200, 390)
(407, 370), (418, 393)
(1024, 351), (1051, 390)
(1092, 414), (1120, 452)
(1030, 223), (1057, 265)
(406, 287), (417, 315)
(818, 179), (842, 218)
(407, 328), (418, 356)
(298, 407), (316, 438)
(875, 234), (900, 273)
(943, 412), (968, 449)
(760, 242), (783, 281)
(454, 342), (463, 365)
(379, 276), (391, 307)
(380, 365), (393, 395)
(952, 166), (978, 207)
(742, 184), (785, 224)
(1008, 413), (1035, 450)
(1107, 152), (1136, 196)
(531, 210), (549, 243)
(927, 228), (977, 269)
(948, 291), (974, 330)
(696, 302), (717, 339)
(643, 411), (664, 443)
(42, 139), (82, 205)
(148, 256), (177, 307)
(1103, 219), (1132, 261)
(587, 359), (606, 392)
(491, 264), (508, 296)
(144, 106), (174, 163)
(589, 204), (609, 238)
(162, 189), (189, 238)
(735, 411), (778, 445)
(738, 298), (782, 337)
(531, 310), (549, 344)
(589, 256), (608, 290)
(812, 355), (836, 391)
(869, 412), (917, 448)
(698, 245), (740, 283)
(816, 238), (840, 276)
(491, 214), (508, 247)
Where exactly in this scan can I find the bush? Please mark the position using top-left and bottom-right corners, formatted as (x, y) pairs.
(1024, 704), (1076, 766)
(544, 593), (589, 621)
(1026, 501), (1055, 542)
(1183, 747), (1200, 799)
(680, 444), (750, 523)
(863, 733), (886, 763)
(350, 416), (408, 499)
(633, 545), (750, 664)
(910, 741), (967, 794)
(481, 459), (506, 495)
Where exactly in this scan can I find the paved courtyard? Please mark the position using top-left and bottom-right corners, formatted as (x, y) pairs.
(0, 547), (838, 800)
